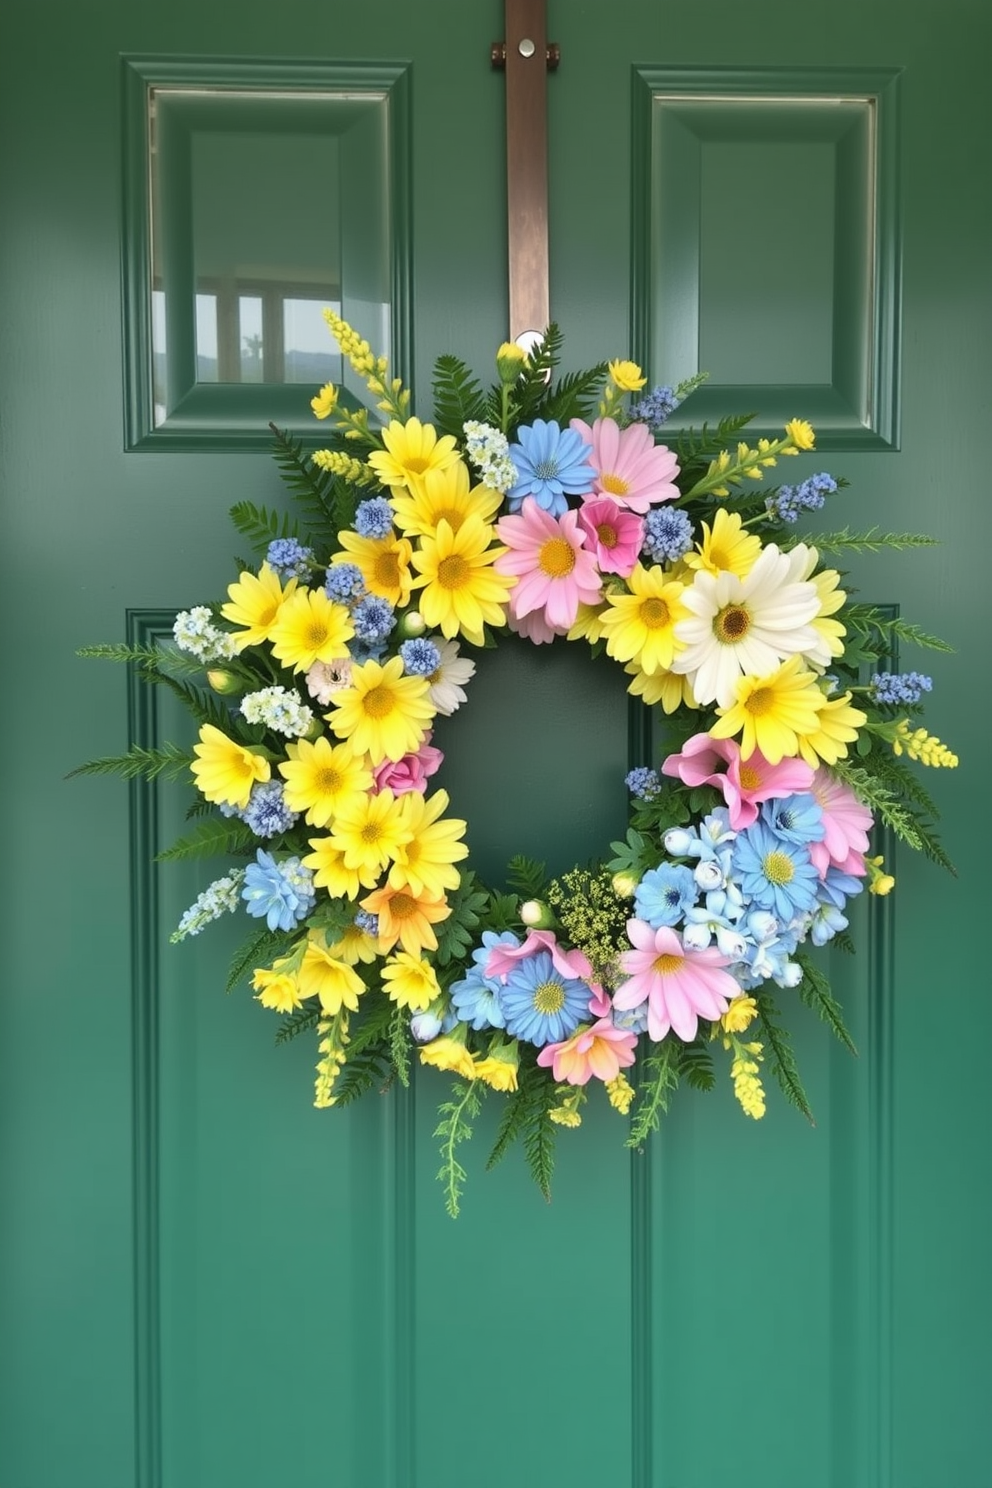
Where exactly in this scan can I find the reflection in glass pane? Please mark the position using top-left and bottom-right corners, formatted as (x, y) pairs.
(239, 296), (264, 383)
(151, 289), (167, 426)
(195, 294), (218, 382)
(284, 298), (341, 385)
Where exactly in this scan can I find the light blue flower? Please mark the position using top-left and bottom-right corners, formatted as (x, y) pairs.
(242, 780), (298, 838)
(242, 850), (315, 932)
(634, 863), (698, 928)
(506, 419), (596, 515)
(816, 865), (865, 911)
(410, 1010), (444, 1043)
(449, 931), (518, 1031)
(761, 793), (825, 847)
(354, 497), (395, 539)
(625, 766), (661, 800)
(352, 595), (395, 643)
(325, 563), (366, 605)
(809, 904), (849, 946)
(500, 948), (593, 1047)
(266, 537), (314, 580)
(641, 506), (694, 564)
(400, 638), (442, 677)
(732, 821), (820, 923)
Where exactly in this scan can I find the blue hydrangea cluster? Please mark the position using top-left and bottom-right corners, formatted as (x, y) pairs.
(325, 563), (366, 605)
(765, 472), (838, 523)
(354, 497), (395, 539)
(641, 506), (694, 564)
(400, 637), (442, 676)
(352, 595), (395, 644)
(630, 385), (681, 429)
(266, 537), (314, 580)
(242, 850), (315, 932)
(354, 910), (379, 937)
(869, 671), (933, 705)
(625, 766), (662, 800)
(241, 780), (298, 839)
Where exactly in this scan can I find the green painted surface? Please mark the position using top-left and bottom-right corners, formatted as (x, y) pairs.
(1, 1), (990, 1486)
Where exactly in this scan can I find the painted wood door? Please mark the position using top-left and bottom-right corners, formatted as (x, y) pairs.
(1, 2), (989, 1486)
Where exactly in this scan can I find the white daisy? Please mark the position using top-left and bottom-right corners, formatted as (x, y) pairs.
(671, 543), (821, 707)
(427, 638), (476, 715)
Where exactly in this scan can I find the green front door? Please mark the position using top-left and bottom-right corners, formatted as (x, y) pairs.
(2, 2), (988, 1485)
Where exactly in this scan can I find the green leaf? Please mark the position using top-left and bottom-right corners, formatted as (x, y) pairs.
(677, 1038), (716, 1092)
(485, 1085), (530, 1170)
(522, 1080), (557, 1202)
(328, 997), (395, 1106)
(795, 951), (858, 1055)
(226, 927), (294, 994)
(755, 991), (814, 1124)
(156, 816), (257, 863)
(67, 741), (193, 783)
(434, 871), (489, 968)
(229, 499), (300, 554)
(505, 855), (548, 900)
(389, 1004), (411, 1088)
(606, 828), (654, 880)
(275, 1006), (321, 1045)
(268, 423), (346, 535)
(434, 1078), (483, 1219)
(627, 1038), (680, 1148)
(541, 361), (610, 425)
(804, 527), (939, 555)
(431, 354), (487, 438)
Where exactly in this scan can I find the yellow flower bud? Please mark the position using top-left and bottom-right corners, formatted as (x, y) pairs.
(310, 382), (338, 420)
(784, 418), (816, 451)
(205, 668), (241, 695)
(496, 341), (528, 383)
(608, 359), (647, 392)
(611, 872), (638, 899)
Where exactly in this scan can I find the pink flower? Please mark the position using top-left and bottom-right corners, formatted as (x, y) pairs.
(808, 767), (873, 878)
(662, 732), (815, 830)
(613, 920), (739, 1042)
(536, 1018), (638, 1085)
(371, 732), (444, 795)
(487, 929), (594, 985)
(495, 498), (602, 630)
(569, 417), (680, 513)
(507, 605), (567, 646)
(576, 498), (645, 577)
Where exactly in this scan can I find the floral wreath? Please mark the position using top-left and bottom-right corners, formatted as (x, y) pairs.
(79, 314), (957, 1215)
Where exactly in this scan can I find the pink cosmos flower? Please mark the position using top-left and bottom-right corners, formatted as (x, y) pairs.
(569, 417), (680, 513)
(371, 732), (444, 795)
(613, 920), (739, 1042)
(487, 929), (595, 987)
(808, 767), (873, 878)
(536, 1018), (638, 1085)
(507, 605), (567, 646)
(662, 732), (815, 830)
(576, 498), (645, 577)
(495, 497), (602, 631)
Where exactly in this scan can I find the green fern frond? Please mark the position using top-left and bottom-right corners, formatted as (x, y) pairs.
(434, 1079), (483, 1218)
(505, 855), (548, 900)
(268, 423), (352, 536)
(66, 741), (193, 783)
(541, 362), (610, 424)
(275, 1006), (321, 1045)
(431, 354), (488, 438)
(522, 1082), (557, 1202)
(389, 1004), (412, 1088)
(485, 1086), (529, 1169)
(225, 927), (294, 994)
(330, 1038), (393, 1105)
(77, 642), (166, 666)
(677, 1039), (717, 1092)
(805, 527), (938, 555)
(229, 500), (300, 554)
(755, 992), (814, 1123)
(794, 951), (857, 1054)
(156, 816), (257, 863)
(627, 1038), (680, 1148)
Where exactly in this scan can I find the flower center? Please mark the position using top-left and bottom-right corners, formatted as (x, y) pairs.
(762, 851), (795, 885)
(427, 667), (442, 685)
(708, 546), (730, 570)
(596, 522), (619, 548)
(737, 764), (762, 789)
(361, 822), (383, 844)
(315, 766), (342, 793)
(533, 978), (565, 1015)
(534, 458), (560, 481)
(374, 551), (400, 587)
(259, 602), (279, 626)
(714, 603), (751, 643)
(305, 621), (329, 647)
(404, 456), (429, 474)
(389, 892), (416, 920)
(362, 685), (396, 719)
(404, 839), (421, 865)
(652, 952), (684, 975)
(745, 687), (774, 716)
(539, 537), (576, 579)
(600, 473), (629, 497)
(437, 554), (470, 589)
(433, 507), (463, 532)
(639, 597), (670, 629)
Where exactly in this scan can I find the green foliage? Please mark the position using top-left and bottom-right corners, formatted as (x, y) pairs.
(540, 361), (610, 425)
(833, 760), (953, 869)
(66, 741), (193, 783)
(755, 991), (814, 1124)
(677, 1038), (717, 1092)
(229, 499), (300, 554)
(794, 951), (857, 1055)
(434, 871), (489, 967)
(675, 412), (757, 473)
(505, 854), (548, 900)
(77, 642), (166, 666)
(842, 747), (955, 874)
(275, 1006), (321, 1045)
(225, 927), (293, 994)
(156, 816), (256, 863)
(485, 1084), (529, 1170)
(627, 1039), (680, 1148)
(843, 604), (954, 663)
(522, 1077), (557, 1202)
(327, 998), (395, 1105)
(511, 322), (565, 423)
(435, 1079), (483, 1219)
(389, 1004), (412, 1088)
(480, 889), (521, 933)
(431, 354), (487, 438)
(606, 827), (655, 881)
(141, 670), (235, 734)
(268, 423), (354, 537)
(807, 527), (938, 555)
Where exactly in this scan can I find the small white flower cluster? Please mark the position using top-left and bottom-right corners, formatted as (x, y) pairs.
(173, 606), (238, 663)
(171, 871), (244, 942)
(240, 686), (313, 737)
(462, 419), (517, 495)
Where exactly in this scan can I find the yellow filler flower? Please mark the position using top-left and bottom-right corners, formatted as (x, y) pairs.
(326, 655), (435, 766)
(220, 562), (297, 650)
(191, 723), (270, 809)
(410, 514), (515, 645)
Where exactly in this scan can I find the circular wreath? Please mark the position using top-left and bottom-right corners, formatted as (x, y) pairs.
(80, 313), (956, 1216)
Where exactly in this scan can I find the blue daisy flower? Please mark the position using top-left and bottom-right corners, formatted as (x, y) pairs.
(505, 419), (596, 515)
(449, 931), (518, 1031)
(634, 863), (698, 928)
(732, 821), (820, 923)
(500, 948), (593, 1047)
(761, 793), (825, 847)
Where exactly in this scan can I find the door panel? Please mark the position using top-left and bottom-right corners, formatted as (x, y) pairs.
(1, 2), (988, 1485)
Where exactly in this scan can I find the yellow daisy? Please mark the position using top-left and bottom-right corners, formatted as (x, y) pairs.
(709, 657), (826, 764)
(624, 661), (699, 714)
(326, 656), (435, 765)
(418, 1025), (477, 1075)
(333, 529), (414, 607)
(360, 881), (452, 957)
(367, 417), (461, 494)
(411, 514), (516, 645)
(795, 690), (867, 767)
(297, 935), (366, 1015)
(220, 562), (297, 650)
(567, 601), (608, 644)
(608, 359), (646, 392)
(325, 921), (382, 966)
(327, 787), (412, 878)
(388, 787), (468, 900)
(268, 588), (354, 673)
(382, 951), (441, 1012)
(390, 457), (503, 541)
(278, 736), (373, 827)
(191, 723), (270, 808)
(472, 1038), (520, 1092)
(600, 564), (689, 674)
(684, 508), (762, 579)
(252, 959), (302, 1013)
(302, 835), (378, 901)
(784, 418), (816, 451)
